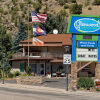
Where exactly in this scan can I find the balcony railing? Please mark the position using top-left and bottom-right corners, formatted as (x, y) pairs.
(12, 52), (63, 58)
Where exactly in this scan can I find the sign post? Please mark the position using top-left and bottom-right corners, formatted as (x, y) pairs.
(63, 54), (71, 91)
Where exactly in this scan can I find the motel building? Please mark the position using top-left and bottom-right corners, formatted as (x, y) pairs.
(10, 34), (99, 79)
(9, 14), (100, 87)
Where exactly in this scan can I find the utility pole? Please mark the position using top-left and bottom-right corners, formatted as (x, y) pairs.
(2, 53), (5, 84)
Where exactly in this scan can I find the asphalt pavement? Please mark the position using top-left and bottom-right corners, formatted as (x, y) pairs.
(0, 77), (71, 89)
(0, 85), (100, 100)
(0, 78), (100, 100)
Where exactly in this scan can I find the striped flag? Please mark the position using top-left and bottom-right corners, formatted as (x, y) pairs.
(33, 37), (44, 46)
(31, 10), (47, 23)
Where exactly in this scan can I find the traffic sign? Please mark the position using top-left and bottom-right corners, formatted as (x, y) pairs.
(63, 54), (71, 64)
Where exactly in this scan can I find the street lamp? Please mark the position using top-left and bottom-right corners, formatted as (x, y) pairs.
(64, 46), (71, 91)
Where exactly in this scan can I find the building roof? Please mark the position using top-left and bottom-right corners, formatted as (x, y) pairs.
(20, 34), (72, 46)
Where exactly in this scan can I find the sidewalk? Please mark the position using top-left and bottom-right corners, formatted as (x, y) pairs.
(0, 83), (67, 94)
(0, 82), (100, 97)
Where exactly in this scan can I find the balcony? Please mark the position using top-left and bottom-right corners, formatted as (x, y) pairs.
(12, 52), (63, 59)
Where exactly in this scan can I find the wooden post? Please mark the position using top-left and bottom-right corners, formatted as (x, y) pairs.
(23, 47), (25, 56)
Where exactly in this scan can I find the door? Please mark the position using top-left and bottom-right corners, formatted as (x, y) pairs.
(30, 63), (37, 73)
(40, 63), (45, 76)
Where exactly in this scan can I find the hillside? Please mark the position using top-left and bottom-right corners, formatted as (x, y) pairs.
(0, 0), (100, 36)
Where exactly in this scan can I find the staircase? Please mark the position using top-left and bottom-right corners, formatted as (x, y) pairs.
(77, 62), (93, 72)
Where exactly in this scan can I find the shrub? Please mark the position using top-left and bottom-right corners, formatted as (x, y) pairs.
(33, 2), (42, 13)
(71, 0), (76, 3)
(8, 73), (14, 78)
(64, 0), (68, 3)
(20, 3), (25, 10)
(58, 0), (65, 6)
(85, 0), (90, 7)
(64, 4), (69, 9)
(88, 7), (92, 10)
(26, 66), (31, 75)
(0, 7), (4, 13)
(93, 0), (100, 5)
(4, 11), (8, 15)
(69, 3), (82, 14)
(12, 0), (17, 4)
(77, 77), (94, 89)
(26, 0), (32, 4)
(13, 71), (20, 77)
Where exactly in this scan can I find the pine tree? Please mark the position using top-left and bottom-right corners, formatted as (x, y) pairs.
(0, 25), (12, 59)
(0, 25), (12, 77)
(39, 12), (67, 34)
(12, 20), (27, 53)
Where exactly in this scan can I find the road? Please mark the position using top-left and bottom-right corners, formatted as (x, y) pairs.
(0, 87), (100, 100)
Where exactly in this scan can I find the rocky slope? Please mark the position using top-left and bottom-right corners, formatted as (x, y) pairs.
(0, 0), (100, 36)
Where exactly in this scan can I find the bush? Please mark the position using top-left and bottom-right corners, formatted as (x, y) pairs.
(70, 3), (82, 14)
(77, 77), (94, 89)
(33, 2), (42, 13)
(64, 0), (68, 3)
(88, 7), (92, 10)
(26, 66), (31, 75)
(8, 73), (14, 78)
(93, 0), (100, 5)
(26, 0), (32, 4)
(58, 0), (65, 6)
(20, 3), (25, 10)
(0, 7), (4, 13)
(64, 4), (69, 9)
(71, 0), (76, 3)
(13, 71), (20, 77)
(4, 11), (8, 15)
(85, 0), (90, 7)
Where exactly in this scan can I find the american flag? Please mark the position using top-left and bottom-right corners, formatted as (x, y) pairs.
(31, 10), (47, 23)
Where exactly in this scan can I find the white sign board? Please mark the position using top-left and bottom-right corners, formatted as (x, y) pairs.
(63, 54), (71, 64)
(76, 48), (98, 61)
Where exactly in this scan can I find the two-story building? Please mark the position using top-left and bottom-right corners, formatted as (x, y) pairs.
(10, 34), (72, 76)
(10, 34), (96, 78)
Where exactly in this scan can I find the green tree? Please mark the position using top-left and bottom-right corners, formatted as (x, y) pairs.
(70, 3), (82, 14)
(0, 25), (12, 60)
(12, 20), (27, 53)
(56, 9), (68, 33)
(0, 25), (12, 78)
(39, 10), (68, 34)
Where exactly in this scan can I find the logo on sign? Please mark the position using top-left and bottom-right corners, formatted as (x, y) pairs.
(74, 18), (100, 33)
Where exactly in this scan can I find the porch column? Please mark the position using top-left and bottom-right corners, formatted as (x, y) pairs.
(71, 62), (78, 89)
(23, 47), (25, 56)
(95, 62), (100, 79)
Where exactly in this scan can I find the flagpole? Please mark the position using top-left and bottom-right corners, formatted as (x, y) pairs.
(28, 4), (30, 67)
